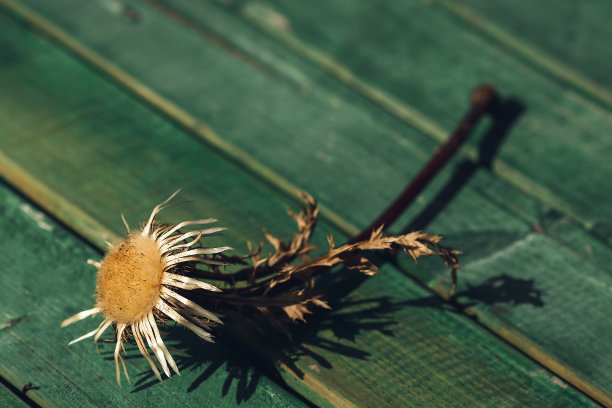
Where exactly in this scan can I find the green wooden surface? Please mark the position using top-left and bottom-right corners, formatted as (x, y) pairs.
(0, 0), (609, 406)
(0, 15), (596, 406)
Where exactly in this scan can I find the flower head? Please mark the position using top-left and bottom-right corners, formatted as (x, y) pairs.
(62, 191), (231, 384)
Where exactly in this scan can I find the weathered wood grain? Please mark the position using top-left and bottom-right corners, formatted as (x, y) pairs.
(3, 0), (609, 404)
(137, 1), (612, 403)
(0, 8), (599, 406)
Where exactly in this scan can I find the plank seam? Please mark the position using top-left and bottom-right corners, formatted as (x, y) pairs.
(0, 374), (40, 408)
(462, 305), (611, 407)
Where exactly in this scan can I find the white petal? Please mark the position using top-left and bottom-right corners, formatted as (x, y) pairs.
(160, 287), (222, 324)
(61, 308), (99, 327)
(148, 312), (180, 375)
(121, 213), (130, 233)
(155, 299), (214, 342)
(114, 324), (127, 386)
(139, 319), (171, 378)
(164, 247), (232, 266)
(94, 320), (112, 343)
(160, 231), (202, 254)
(157, 219), (219, 242)
(142, 190), (182, 236)
(68, 319), (106, 345)
(133, 321), (162, 381)
(151, 225), (172, 240)
(87, 259), (101, 269)
(165, 256), (229, 267)
(161, 273), (220, 292)
(119, 354), (131, 385)
(160, 227), (226, 252)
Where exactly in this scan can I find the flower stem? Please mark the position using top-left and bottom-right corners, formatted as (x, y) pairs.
(350, 84), (499, 244)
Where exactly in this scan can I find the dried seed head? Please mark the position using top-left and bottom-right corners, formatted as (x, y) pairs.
(62, 191), (229, 385)
(95, 233), (164, 324)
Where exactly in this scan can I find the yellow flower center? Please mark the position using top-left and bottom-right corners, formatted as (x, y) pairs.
(95, 233), (164, 324)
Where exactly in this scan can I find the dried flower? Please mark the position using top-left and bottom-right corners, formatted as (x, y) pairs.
(61, 191), (230, 385)
(62, 191), (459, 384)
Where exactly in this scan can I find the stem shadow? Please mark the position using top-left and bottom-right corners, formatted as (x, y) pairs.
(403, 96), (525, 233)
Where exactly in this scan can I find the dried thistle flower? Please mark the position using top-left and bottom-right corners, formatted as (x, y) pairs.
(62, 191), (459, 384)
(61, 191), (230, 385)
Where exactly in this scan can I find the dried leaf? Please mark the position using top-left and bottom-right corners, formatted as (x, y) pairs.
(190, 190), (459, 336)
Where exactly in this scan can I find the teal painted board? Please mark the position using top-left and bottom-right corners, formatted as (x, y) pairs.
(0, 174), (598, 408)
(0, 10), (601, 407)
(6, 0), (454, 226)
(12, 0), (612, 238)
(128, 1), (612, 401)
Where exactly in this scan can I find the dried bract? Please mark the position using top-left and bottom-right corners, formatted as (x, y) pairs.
(62, 191), (230, 385)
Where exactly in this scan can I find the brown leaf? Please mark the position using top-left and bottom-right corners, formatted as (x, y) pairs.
(264, 229), (283, 252)
(282, 294), (331, 323)
(343, 254), (379, 276)
(190, 190), (459, 336)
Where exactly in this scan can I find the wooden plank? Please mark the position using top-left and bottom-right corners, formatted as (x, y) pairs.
(0, 167), (597, 408)
(0, 11), (599, 407)
(6, 0), (610, 404)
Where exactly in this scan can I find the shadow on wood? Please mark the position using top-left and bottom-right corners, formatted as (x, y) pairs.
(106, 265), (398, 406)
(403, 274), (545, 312)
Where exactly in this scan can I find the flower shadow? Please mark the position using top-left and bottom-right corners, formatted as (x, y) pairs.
(99, 332), (266, 404)
(102, 252), (544, 405)
(215, 267), (404, 385)
(116, 261), (408, 404)
(401, 273), (545, 314)
(457, 274), (545, 309)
